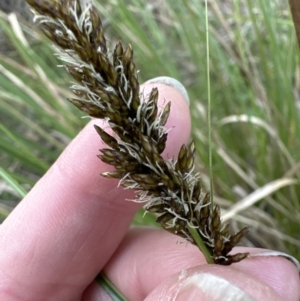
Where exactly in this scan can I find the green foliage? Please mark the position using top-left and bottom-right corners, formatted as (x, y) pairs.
(0, 1), (299, 258)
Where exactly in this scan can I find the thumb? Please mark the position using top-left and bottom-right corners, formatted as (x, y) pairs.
(144, 265), (286, 301)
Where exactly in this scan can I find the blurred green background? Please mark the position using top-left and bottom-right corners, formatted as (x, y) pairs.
(0, 0), (299, 259)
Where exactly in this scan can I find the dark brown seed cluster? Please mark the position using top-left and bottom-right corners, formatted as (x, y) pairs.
(26, 0), (249, 265)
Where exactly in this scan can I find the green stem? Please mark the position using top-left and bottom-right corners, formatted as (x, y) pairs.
(188, 225), (214, 264)
(95, 273), (129, 301)
(0, 167), (27, 198)
(205, 0), (214, 210)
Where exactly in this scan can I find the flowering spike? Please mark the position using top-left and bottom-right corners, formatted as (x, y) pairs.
(25, 0), (249, 265)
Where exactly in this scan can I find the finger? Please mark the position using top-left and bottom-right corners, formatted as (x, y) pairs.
(144, 264), (284, 301)
(83, 228), (300, 301)
(0, 80), (191, 301)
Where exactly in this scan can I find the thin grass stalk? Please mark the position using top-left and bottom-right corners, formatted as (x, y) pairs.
(204, 0), (213, 211)
(0, 167), (27, 198)
(95, 273), (129, 301)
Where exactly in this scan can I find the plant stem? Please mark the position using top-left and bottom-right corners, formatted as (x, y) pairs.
(187, 225), (214, 264)
(204, 0), (214, 210)
(95, 273), (129, 301)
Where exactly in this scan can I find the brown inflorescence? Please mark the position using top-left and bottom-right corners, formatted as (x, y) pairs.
(26, 0), (249, 265)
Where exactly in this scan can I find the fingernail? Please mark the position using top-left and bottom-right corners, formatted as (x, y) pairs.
(175, 273), (256, 301)
(249, 251), (300, 272)
(145, 76), (190, 106)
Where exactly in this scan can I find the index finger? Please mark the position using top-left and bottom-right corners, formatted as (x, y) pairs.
(0, 81), (191, 300)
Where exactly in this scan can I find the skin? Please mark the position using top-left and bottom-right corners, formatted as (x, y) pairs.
(0, 83), (299, 301)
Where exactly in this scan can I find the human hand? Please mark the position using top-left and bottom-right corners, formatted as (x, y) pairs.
(0, 79), (299, 301)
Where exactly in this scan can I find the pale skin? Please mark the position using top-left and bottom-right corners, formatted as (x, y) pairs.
(0, 83), (299, 301)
